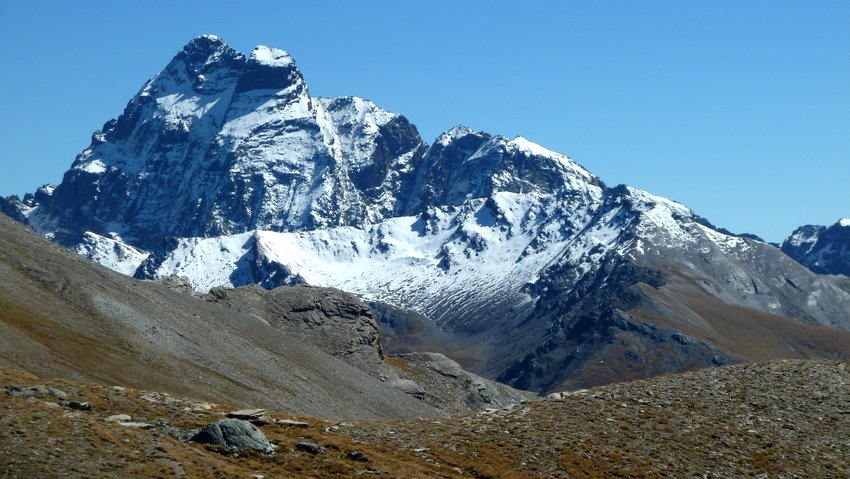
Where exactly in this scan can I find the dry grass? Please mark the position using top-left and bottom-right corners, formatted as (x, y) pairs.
(3, 359), (850, 478)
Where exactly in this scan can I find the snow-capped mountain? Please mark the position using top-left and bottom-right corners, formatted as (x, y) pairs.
(781, 219), (850, 277)
(25, 35), (425, 249)
(11, 36), (850, 393)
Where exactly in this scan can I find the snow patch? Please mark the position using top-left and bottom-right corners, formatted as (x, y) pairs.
(76, 159), (107, 174)
(75, 232), (150, 276)
(137, 195), (589, 324)
(251, 45), (294, 67)
(697, 224), (750, 254)
(509, 136), (562, 159)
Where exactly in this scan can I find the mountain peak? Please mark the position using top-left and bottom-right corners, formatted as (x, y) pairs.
(180, 34), (234, 60)
(508, 136), (564, 159)
(435, 125), (482, 146)
(187, 34), (227, 46)
(250, 45), (294, 67)
(839, 218), (850, 228)
(234, 44), (303, 94)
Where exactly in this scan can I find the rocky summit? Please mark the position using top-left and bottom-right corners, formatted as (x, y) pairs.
(8, 35), (850, 393)
(781, 218), (850, 277)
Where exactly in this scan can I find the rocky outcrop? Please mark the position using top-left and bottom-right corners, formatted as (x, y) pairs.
(0, 196), (27, 224)
(201, 284), (535, 412)
(204, 285), (386, 377)
(387, 352), (535, 412)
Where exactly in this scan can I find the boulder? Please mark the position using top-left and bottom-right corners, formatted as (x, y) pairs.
(346, 451), (370, 462)
(277, 419), (309, 428)
(189, 418), (274, 453)
(4, 385), (68, 401)
(106, 414), (132, 422)
(294, 441), (325, 455)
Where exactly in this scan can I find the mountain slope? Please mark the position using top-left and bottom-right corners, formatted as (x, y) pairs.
(9, 35), (850, 393)
(0, 213), (530, 418)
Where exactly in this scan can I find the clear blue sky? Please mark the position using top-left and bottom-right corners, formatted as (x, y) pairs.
(1, 1), (847, 242)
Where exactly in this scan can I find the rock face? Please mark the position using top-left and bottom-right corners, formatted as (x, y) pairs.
(204, 285), (386, 378)
(9, 35), (850, 393)
(190, 418), (273, 453)
(200, 284), (534, 413)
(781, 219), (850, 276)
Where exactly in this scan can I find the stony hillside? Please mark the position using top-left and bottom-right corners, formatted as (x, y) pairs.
(2, 359), (847, 478)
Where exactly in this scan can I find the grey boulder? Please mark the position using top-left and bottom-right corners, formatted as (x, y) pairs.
(189, 418), (274, 453)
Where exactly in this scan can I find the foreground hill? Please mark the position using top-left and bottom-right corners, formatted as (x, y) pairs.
(2, 359), (847, 477)
(0, 213), (527, 418)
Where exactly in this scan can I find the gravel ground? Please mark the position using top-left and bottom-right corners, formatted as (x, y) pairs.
(3, 360), (848, 478)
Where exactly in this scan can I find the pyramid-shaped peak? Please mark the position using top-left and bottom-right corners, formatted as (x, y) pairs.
(181, 34), (233, 56)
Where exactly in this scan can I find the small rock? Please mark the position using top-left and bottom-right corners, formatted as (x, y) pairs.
(346, 451), (370, 462)
(106, 414), (132, 423)
(227, 409), (270, 425)
(189, 418), (274, 454)
(191, 402), (214, 411)
(294, 441), (325, 455)
(39, 386), (68, 401)
(119, 422), (154, 429)
(277, 419), (309, 428)
(227, 408), (267, 419)
(66, 401), (92, 411)
(391, 379), (426, 399)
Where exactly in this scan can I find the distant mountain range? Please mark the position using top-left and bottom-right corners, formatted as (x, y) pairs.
(5, 35), (850, 393)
